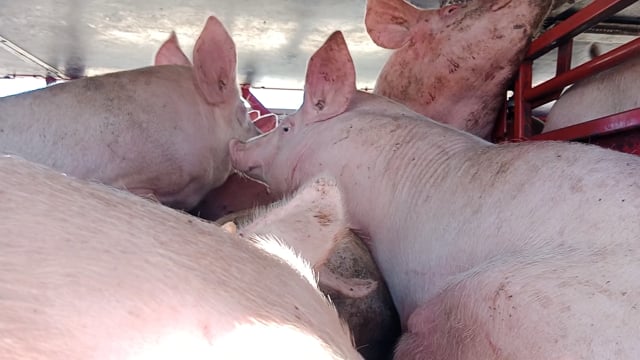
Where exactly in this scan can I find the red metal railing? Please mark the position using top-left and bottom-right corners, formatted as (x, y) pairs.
(240, 83), (272, 116)
(501, 0), (639, 145)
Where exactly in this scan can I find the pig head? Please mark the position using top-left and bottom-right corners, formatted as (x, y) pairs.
(365, 0), (554, 139)
(225, 176), (401, 360)
(190, 173), (280, 221)
(543, 44), (640, 133)
(155, 30), (278, 220)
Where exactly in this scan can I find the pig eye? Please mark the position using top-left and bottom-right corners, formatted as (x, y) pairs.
(282, 126), (290, 132)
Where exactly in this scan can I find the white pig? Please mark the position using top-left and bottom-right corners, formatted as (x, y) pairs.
(223, 176), (402, 360)
(543, 43), (640, 133)
(0, 154), (362, 360)
(230, 31), (640, 359)
(0, 15), (259, 210)
(365, 0), (555, 139)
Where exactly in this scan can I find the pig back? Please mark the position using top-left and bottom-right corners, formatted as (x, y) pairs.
(0, 156), (360, 359)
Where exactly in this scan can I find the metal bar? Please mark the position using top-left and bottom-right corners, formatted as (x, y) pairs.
(0, 34), (68, 79)
(512, 60), (533, 141)
(534, 39), (574, 107)
(240, 84), (272, 116)
(525, 37), (640, 103)
(526, 0), (637, 59)
(530, 108), (640, 141)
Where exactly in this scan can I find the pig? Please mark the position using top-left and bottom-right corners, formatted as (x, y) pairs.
(230, 31), (640, 359)
(154, 29), (279, 220)
(543, 43), (640, 133)
(0, 15), (259, 210)
(248, 110), (261, 121)
(0, 154), (362, 360)
(365, 0), (555, 139)
(219, 176), (402, 360)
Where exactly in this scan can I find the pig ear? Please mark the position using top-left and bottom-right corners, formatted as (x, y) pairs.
(318, 266), (378, 298)
(299, 31), (356, 124)
(192, 16), (239, 105)
(154, 31), (192, 66)
(365, 0), (420, 49)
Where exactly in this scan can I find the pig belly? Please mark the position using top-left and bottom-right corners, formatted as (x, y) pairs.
(395, 248), (640, 359)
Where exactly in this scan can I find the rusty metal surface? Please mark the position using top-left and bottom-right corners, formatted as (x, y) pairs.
(0, 0), (637, 92)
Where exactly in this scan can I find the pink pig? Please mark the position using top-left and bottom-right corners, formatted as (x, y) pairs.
(0, 154), (362, 359)
(0, 16), (259, 210)
(230, 31), (640, 359)
(543, 43), (640, 133)
(365, 0), (555, 139)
